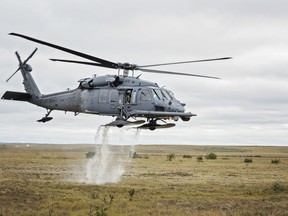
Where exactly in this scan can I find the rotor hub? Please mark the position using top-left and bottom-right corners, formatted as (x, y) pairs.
(117, 62), (138, 70)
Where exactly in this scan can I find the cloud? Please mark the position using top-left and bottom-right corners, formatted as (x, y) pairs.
(1, 0), (288, 145)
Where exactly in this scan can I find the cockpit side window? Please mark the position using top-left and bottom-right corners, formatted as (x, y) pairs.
(140, 89), (152, 101)
(152, 89), (163, 100)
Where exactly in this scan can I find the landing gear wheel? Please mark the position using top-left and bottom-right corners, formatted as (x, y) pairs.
(149, 126), (156, 131)
(37, 109), (53, 123)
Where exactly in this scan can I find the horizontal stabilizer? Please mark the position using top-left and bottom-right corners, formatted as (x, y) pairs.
(1, 91), (31, 101)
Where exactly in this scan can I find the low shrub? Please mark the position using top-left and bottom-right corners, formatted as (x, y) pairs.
(142, 154), (149, 159)
(271, 159), (281, 164)
(129, 151), (148, 159)
(167, 153), (176, 161)
(86, 152), (95, 159)
(205, 152), (217, 160)
(269, 182), (285, 193)
(128, 189), (135, 201)
(244, 158), (253, 163)
(197, 155), (203, 162)
(89, 193), (114, 216)
(183, 155), (192, 159)
(264, 182), (285, 193)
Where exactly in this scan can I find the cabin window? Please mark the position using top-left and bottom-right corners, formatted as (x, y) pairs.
(131, 89), (137, 104)
(99, 89), (109, 103)
(140, 89), (152, 101)
(110, 90), (118, 103)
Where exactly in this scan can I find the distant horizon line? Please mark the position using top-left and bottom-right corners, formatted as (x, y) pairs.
(1, 141), (287, 147)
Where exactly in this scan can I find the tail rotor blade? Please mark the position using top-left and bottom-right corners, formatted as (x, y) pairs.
(6, 68), (20, 82)
(23, 48), (38, 65)
(15, 51), (22, 64)
(6, 48), (38, 83)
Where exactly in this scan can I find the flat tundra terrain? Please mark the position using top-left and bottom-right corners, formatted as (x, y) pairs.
(0, 144), (287, 215)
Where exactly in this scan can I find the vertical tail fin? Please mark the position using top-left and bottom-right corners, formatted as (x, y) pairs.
(19, 62), (41, 96)
(6, 49), (41, 96)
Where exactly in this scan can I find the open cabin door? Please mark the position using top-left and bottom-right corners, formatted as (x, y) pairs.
(123, 89), (138, 105)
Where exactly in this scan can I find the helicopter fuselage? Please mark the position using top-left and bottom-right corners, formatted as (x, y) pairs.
(2, 63), (195, 129)
(36, 75), (189, 121)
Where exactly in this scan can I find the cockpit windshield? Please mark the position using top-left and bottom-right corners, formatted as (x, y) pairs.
(161, 89), (172, 100)
(166, 90), (175, 99)
(142, 88), (175, 101)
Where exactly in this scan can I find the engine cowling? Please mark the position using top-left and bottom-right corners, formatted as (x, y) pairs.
(79, 75), (123, 88)
(92, 75), (115, 86)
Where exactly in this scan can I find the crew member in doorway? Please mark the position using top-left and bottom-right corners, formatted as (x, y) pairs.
(125, 89), (132, 104)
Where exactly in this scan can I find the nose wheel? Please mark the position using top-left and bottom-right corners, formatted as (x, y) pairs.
(147, 119), (157, 131)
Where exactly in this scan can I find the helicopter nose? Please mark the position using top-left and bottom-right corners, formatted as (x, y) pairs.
(178, 105), (185, 112)
(168, 102), (185, 112)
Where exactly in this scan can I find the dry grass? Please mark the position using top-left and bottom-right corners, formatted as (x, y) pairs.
(0, 144), (287, 215)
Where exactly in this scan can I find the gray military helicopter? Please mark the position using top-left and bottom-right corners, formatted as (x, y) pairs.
(2, 33), (231, 130)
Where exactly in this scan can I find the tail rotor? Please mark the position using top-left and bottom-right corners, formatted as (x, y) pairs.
(6, 48), (38, 82)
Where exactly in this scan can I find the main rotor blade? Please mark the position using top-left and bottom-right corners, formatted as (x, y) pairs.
(139, 57), (232, 68)
(9, 33), (118, 69)
(50, 59), (116, 69)
(140, 68), (220, 79)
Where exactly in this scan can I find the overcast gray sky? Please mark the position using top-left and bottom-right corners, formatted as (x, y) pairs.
(1, 0), (288, 145)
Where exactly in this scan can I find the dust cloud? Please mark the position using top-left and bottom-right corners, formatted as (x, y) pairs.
(80, 126), (140, 185)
